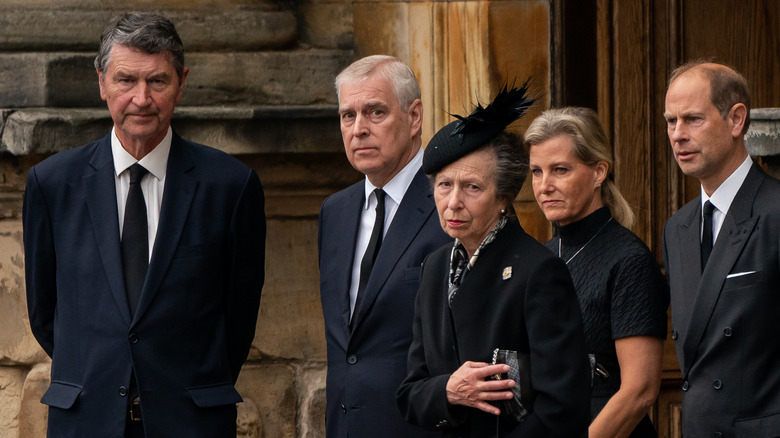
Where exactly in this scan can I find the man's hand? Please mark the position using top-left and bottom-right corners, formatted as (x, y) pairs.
(446, 361), (515, 416)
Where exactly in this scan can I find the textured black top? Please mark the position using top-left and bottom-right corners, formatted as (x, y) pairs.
(546, 206), (669, 435)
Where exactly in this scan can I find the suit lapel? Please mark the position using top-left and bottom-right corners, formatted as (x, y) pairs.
(84, 136), (132, 324)
(132, 135), (197, 323)
(350, 170), (436, 332)
(682, 164), (764, 374)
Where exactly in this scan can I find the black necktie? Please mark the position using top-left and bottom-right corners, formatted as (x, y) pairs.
(122, 163), (149, 317)
(701, 200), (714, 271)
(353, 189), (386, 321)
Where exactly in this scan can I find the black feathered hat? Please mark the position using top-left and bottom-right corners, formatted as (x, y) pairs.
(423, 81), (535, 175)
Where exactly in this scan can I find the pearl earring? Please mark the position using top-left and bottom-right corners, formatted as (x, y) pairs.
(500, 209), (506, 214)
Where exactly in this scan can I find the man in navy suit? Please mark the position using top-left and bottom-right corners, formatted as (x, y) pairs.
(23, 13), (265, 437)
(663, 60), (780, 437)
(318, 55), (451, 437)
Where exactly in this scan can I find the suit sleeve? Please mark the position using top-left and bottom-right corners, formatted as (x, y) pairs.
(510, 256), (591, 437)
(224, 169), (266, 382)
(23, 167), (57, 357)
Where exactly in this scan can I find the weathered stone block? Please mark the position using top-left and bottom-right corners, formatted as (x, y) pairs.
(235, 364), (297, 438)
(298, 2), (354, 49)
(184, 50), (352, 106)
(0, 365), (27, 437)
(1, 49), (351, 108)
(0, 108), (112, 156)
(297, 366), (326, 438)
(251, 219), (326, 361)
(19, 363), (49, 438)
(0, 8), (296, 52)
(0, 220), (48, 366)
(0, 106), (343, 156)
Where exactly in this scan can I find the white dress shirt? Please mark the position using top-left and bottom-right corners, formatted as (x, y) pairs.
(701, 155), (753, 245)
(349, 147), (424, 317)
(113, 127), (172, 261)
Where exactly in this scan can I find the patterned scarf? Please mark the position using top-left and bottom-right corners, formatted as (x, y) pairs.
(447, 215), (508, 307)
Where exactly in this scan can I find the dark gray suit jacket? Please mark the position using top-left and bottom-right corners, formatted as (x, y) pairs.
(318, 169), (451, 438)
(24, 132), (265, 437)
(663, 163), (780, 437)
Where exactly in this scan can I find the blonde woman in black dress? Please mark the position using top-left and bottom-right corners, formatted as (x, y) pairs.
(526, 107), (669, 438)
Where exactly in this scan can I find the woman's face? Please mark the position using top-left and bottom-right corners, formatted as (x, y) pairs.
(529, 134), (606, 226)
(433, 148), (507, 256)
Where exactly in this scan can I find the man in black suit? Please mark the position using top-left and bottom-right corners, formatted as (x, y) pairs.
(663, 60), (780, 437)
(24, 13), (265, 437)
(318, 55), (451, 437)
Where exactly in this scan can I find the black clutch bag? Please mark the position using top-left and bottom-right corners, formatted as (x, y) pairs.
(491, 348), (535, 422)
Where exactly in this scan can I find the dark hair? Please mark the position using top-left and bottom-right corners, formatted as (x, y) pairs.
(668, 59), (751, 134)
(94, 12), (185, 80)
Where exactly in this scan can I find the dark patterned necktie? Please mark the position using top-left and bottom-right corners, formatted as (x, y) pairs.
(353, 189), (386, 322)
(122, 163), (149, 317)
(701, 200), (714, 271)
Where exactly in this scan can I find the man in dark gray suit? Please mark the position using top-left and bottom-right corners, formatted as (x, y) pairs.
(318, 55), (450, 437)
(663, 60), (780, 437)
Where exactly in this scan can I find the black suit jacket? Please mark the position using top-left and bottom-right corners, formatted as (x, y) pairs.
(318, 169), (451, 438)
(663, 163), (780, 437)
(24, 132), (265, 438)
(397, 220), (591, 437)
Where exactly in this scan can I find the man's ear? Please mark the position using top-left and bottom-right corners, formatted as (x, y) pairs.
(408, 98), (423, 137)
(97, 70), (107, 101)
(729, 103), (748, 137)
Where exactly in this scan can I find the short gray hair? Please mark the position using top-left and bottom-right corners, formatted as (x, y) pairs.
(95, 12), (185, 80)
(335, 55), (421, 111)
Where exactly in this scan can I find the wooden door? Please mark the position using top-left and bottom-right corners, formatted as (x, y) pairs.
(555, 0), (780, 434)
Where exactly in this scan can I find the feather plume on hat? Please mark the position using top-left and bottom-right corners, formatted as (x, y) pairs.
(451, 81), (535, 136)
(423, 80), (536, 175)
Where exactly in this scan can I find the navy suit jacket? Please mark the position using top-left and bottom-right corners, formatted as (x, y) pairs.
(24, 132), (265, 438)
(663, 163), (780, 437)
(318, 169), (451, 438)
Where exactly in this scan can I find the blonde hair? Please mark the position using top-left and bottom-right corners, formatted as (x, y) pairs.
(524, 107), (635, 228)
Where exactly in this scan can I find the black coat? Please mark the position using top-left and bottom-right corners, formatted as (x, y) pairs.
(663, 163), (780, 437)
(397, 220), (591, 437)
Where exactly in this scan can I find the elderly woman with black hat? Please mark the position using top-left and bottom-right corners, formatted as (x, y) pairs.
(396, 86), (591, 437)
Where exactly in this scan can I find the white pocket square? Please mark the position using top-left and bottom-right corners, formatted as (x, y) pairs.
(726, 271), (756, 279)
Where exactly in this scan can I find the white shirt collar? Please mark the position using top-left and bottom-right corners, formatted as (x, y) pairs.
(363, 146), (423, 208)
(701, 155), (752, 215)
(111, 127), (172, 181)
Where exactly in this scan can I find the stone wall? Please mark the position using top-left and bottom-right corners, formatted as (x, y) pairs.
(1, 1), (553, 436)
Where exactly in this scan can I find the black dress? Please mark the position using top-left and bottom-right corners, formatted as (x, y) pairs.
(547, 206), (669, 437)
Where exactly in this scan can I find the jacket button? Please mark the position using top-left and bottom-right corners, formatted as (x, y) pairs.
(682, 380), (689, 391)
(128, 333), (139, 344)
(347, 354), (358, 365)
(436, 419), (450, 429)
(713, 379), (722, 390)
(723, 327), (732, 337)
(714, 432), (723, 438)
(119, 386), (128, 397)
(671, 330), (678, 340)
(341, 404), (347, 413)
